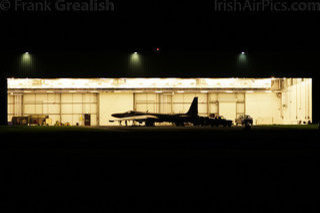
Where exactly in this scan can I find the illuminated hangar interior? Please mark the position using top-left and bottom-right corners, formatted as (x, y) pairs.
(7, 78), (312, 126)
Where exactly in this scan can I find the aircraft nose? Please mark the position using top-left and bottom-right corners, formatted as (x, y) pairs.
(112, 113), (121, 118)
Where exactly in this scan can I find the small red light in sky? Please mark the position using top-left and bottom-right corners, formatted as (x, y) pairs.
(156, 48), (160, 51)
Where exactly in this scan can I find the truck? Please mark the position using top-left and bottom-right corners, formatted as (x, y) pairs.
(195, 114), (233, 127)
(235, 115), (253, 127)
(11, 115), (49, 126)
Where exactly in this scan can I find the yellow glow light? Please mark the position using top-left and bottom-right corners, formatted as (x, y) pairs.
(7, 78), (276, 89)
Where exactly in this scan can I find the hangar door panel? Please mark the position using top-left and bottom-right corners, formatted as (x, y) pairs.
(236, 103), (245, 117)
(210, 103), (219, 115)
(135, 93), (157, 113)
(219, 102), (236, 121)
(99, 93), (134, 126)
(208, 93), (218, 116)
(60, 93), (98, 126)
(7, 94), (23, 122)
(172, 94), (184, 114)
(196, 94), (208, 116)
(172, 93), (207, 115)
(159, 94), (172, 114)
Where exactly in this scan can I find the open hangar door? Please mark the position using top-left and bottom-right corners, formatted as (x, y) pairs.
(60, 93), (98, 126)
(8, 92), (98, 126)
(7, 78), (313, 125)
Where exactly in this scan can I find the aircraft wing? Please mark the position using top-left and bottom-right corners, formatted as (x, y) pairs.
(109, 115), (159, 123)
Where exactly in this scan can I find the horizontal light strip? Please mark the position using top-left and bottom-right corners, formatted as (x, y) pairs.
(7, 78), (274, 89)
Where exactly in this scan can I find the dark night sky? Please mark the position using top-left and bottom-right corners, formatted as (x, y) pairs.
(1, 0), (320, 77)
(1, 0), (320, 51)
(0, 0), (319, 123)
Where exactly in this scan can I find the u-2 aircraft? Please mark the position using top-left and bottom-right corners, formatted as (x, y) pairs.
(110, 97), (199, 127)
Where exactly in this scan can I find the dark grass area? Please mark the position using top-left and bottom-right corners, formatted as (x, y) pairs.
(1, 126), (320, 212)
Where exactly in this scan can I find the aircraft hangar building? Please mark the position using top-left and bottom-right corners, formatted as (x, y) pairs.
(7, 78), (312, 126)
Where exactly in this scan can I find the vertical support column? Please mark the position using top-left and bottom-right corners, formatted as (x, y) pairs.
(207, 93), (209, 116)
(34, 94), (37, 115)
(81, 93), (84, 126)
(59, 93), (62, 123)
(71, 93), (74, 125)
(133, 92), (136, 111)
(170, 92), (174, 113)
(156, 93), (159, 113)
(217, 93), (220, 116)
(96, 93), (99, 126)
(21, 93), (24, 116)
(244, 92), (246, 116)
(13, 94), (15, 116)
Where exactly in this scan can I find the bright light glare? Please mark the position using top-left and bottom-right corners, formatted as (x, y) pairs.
(22, 52), (31, 62)
(7, 78), (275, 89)
(130, 52), (140, 62)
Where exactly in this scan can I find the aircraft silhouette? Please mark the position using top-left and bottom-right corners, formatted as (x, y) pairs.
(110, 97), (198, 126)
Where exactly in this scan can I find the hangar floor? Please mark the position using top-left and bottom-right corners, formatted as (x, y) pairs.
(1, 126), (319, 211)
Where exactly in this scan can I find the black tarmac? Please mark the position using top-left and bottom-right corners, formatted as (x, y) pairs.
(1, 125), (319, 212)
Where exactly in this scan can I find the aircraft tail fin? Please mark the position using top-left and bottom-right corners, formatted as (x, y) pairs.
(187, 97), (198, 116)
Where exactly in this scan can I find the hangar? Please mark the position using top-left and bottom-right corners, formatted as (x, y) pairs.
(7, 77), (312, 126)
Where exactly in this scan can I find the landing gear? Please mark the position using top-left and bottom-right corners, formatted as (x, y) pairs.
(175, 122), (185, 127)
(244, 121), (252, 130)
(145, 120), (155, 127)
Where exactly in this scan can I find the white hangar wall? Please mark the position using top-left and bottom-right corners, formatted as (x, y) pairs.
(282, 79), (312, 124)
(245, 92), (282, 125)
(7, 78), (313, 126)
